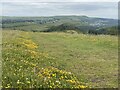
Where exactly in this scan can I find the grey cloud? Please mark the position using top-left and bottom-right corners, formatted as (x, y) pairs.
(2, 2), (118, 19)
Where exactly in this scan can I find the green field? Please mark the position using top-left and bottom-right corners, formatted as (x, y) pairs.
(2, 30), (118, 88)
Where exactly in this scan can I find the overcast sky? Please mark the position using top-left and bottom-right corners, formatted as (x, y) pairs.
(1, 1), (118, 19)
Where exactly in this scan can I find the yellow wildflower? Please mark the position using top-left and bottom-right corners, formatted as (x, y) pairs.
(17, 80), (20, 84)
(61, 76), (64, 79)
(78, 85), (87, 88)
(66, 80), (76, 84)
(52, 73), (56, 77)
(26, 81), (30, 84)
(50, 86), (52, 88)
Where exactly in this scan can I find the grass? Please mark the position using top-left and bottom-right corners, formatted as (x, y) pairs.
(2, 30), (118, 88)
(0, 30), (2, 89)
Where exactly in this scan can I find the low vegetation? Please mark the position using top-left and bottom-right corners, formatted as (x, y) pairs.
(2, 30), (88, 88)
(2, 30), (118, 88)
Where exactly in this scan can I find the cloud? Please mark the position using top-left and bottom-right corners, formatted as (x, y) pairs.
(2, 0), (120, 2)
(2, 2), (118, 19)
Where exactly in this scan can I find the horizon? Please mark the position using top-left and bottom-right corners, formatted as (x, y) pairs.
(1, 15), (117, 20)
(2, 2), (118, 19)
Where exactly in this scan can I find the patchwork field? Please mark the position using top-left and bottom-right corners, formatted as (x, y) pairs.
(2, 30), (118, 88)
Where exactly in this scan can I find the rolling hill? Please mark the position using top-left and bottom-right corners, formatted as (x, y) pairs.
(2, 15), (118, 88)
(2, 16), (118, 35)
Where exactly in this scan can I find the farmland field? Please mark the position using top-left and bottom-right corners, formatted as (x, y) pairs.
(2, 30), (118, 88)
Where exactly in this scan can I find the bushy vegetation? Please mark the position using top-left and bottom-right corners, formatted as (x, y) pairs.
(45, 23), (118, 35)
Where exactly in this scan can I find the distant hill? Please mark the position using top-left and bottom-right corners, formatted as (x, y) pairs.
(2, 15), (118, 35)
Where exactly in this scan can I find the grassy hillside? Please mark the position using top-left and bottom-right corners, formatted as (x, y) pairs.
(0, 30), (2, 89)
(2, 30), (118, 88)
(2, 16), (118, 35)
